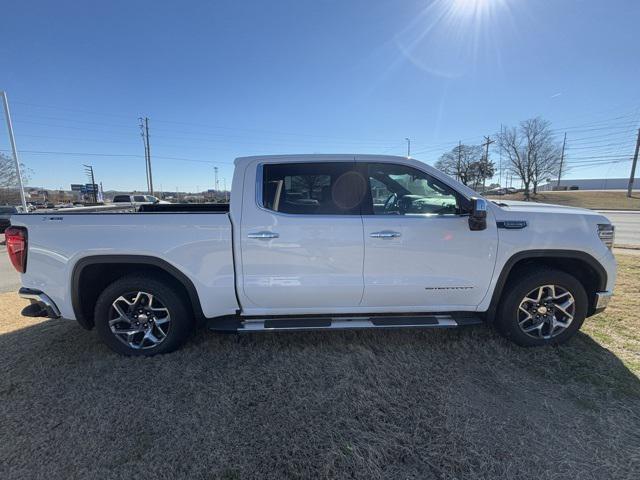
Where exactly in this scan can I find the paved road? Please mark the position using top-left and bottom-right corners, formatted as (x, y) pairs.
(598, 211), (640, 247)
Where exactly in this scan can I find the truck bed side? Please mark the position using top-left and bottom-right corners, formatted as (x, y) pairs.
(10, 212), (239, 321)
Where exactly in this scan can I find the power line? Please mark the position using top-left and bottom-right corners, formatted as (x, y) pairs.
(0, 148), (234, 164)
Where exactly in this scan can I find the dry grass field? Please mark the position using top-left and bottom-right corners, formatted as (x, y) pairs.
(487, 190), (640, 210)
(1, 255), (639, 480)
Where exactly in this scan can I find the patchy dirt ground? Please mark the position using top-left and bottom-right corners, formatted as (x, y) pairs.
(0, 256), (639, 480)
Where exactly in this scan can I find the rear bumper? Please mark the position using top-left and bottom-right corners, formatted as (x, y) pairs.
(593, 291), (613, 315)
(19, 287), (61, 319)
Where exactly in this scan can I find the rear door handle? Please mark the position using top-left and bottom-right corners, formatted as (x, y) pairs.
(369, 231), (401, 239)
(247, 231), (279, 239)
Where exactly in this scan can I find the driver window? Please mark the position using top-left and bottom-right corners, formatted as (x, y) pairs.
(367, 163), (460, 216)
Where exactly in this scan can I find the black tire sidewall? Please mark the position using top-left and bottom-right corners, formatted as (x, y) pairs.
(497, 268), (588, 347)
(94, 275), (192, 356)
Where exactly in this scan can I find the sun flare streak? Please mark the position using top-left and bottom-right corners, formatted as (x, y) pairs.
(393, 0), (513, 78)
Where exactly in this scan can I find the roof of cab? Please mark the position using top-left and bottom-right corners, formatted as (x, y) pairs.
(234, 154), (411, 168)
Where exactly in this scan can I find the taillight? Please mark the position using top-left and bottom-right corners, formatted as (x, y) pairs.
(5, 226), (27, 273)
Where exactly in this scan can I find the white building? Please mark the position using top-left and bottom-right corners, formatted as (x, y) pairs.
(539, 178), (636, 191)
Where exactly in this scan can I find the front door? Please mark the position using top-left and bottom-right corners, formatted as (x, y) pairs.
(240, 160), (367, 314)
(360, 161), (498, 310)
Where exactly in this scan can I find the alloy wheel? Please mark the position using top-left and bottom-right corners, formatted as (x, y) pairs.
(517, 284), (575, 340)
(109, 291), (171, 349)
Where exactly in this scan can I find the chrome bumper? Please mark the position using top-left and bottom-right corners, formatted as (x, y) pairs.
(19, 287), (61, 319)
(594, 291), (613, 314)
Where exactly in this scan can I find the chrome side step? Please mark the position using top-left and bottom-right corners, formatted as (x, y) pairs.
(208, 314), (482, 333)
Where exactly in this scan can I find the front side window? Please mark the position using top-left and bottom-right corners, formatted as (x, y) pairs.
(261, 162), (366, 215)
(367, 163), (461, 215)
(133, 195), (146, 202)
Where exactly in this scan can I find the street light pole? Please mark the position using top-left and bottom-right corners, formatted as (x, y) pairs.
(1, 91), (28, 211)
(405, 138), (411, 158)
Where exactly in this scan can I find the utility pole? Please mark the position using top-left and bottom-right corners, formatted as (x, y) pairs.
(139, 118), (149, 191)
(556, 132), (567, 190)
(139, 117), (153, 194)
(405, 138), (411, 158)
(457, 140), (462, 182)
(1, 91), (28, 211)
(223, 178), (228, 202)
(144, 117), (153, 195)
(481, 135), (495, 191)
(498, 125), (503, 187)
(628, 128), (640, 198)
(83, 164), (97, 204)
(214, 166), (219, 191)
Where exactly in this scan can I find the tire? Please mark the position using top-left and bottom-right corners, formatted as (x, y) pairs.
(496, 267), (588, 347)
(94, 275), (193, 356)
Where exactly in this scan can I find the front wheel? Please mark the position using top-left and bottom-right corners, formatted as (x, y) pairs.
(496, 268), (588, 346)
(94, 275), (193, 356)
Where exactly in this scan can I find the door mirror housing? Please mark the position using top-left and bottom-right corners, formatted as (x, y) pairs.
(469, 197), (487, 231)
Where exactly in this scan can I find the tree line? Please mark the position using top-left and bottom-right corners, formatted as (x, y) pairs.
(436, 117), (564, 198)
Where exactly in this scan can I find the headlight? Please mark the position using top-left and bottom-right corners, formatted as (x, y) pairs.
(597, 224), (615, 250)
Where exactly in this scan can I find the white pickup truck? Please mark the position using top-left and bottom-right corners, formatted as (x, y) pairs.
(6, 154), (616, 356)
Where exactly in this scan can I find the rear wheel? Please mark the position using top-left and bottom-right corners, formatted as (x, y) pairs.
(94, 275), (193, 355)
(496, 268), (588, 346)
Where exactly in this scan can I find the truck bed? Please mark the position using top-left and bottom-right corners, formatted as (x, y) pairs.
(10, 211), (239, 320)
(138, 203), (230, 213)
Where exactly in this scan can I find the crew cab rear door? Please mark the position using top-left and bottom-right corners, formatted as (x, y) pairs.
(359, 160), (498, 309)
(239, 159), (366, 314)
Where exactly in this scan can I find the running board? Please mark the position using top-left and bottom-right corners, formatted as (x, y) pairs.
(208, 314), (483, 333)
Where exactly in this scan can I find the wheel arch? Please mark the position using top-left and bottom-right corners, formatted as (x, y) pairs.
(486, 250), (607, 322)
(71, 255), (205, 330)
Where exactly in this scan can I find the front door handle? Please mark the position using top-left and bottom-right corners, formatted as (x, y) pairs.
(247, 231), (279, 239)
(370, 230), (401, 239)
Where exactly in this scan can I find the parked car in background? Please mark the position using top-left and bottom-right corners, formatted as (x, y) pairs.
(485, 187), (519, 196)
(8, 154), (616, 356)
(0, 205), (18, 233)
(112, 194), (169, 205)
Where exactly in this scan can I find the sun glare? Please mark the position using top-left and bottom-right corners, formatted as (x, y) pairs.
(453, 0), (493, 16)
(391, 0), (513, 80)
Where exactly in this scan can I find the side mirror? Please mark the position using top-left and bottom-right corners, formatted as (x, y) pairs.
(469, 197), (487, 231)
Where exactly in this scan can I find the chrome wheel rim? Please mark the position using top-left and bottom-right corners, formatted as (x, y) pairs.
(517, 285), (575, 340)
(109, 291), (171, 350)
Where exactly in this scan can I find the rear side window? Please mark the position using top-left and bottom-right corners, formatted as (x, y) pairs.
(113, 195), (130, 203)
(0, 206), (17, 213)
(261, 162), (366, 215)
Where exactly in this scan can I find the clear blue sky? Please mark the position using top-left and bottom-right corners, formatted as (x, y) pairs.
(1, 0), (639, 192)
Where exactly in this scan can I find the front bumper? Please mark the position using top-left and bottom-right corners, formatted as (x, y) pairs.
(19, 287), (61, 319)
(593, 291), (613, 314)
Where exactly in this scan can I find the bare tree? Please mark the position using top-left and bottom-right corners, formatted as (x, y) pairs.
(0, 153), (31, 205)
(470, 158), (495, 191)
(435, 144), (484, 186)
(496, 117), (562, 198)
